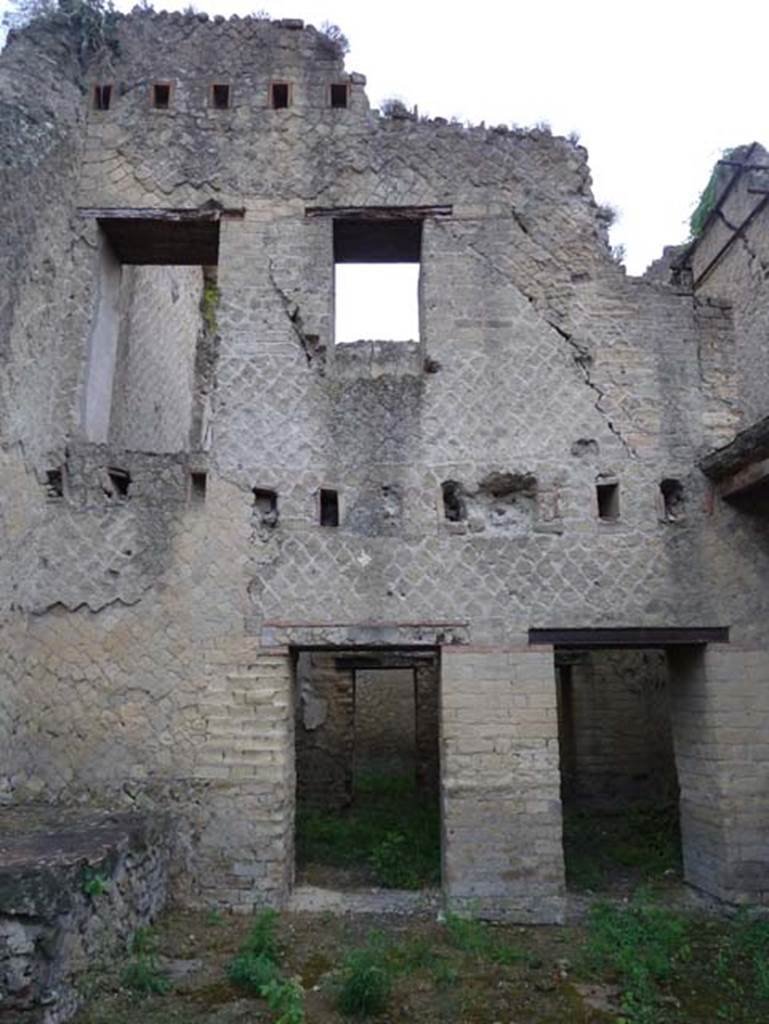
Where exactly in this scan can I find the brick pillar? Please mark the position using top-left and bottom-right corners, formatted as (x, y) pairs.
(192, 644), (295, 910)
(668, 645), (769, 906)
(415, 662), (440, 796)
(440, 646), (564, 923)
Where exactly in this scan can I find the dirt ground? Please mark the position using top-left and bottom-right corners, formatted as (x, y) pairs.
(72, 891), (769, 1024)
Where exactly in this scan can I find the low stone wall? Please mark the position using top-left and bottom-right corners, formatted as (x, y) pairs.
(0, 807), (170, 1023)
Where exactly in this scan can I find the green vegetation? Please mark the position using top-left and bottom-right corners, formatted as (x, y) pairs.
(564, 803), (682, 891)
(296, 772), (441, 889)
(227, 910), (305, 1024)
(2, 0), (120, 62)
(583, 891), (690, 1023)
(200, 277), (220, 335)
(73, 898), (769, 1024)
(336, 936), (393, 1017)
(121, 928), (170, 996)
(445, 911), (529, 965)
(689, 147), (740, 238)
(81, 867), (110, 897)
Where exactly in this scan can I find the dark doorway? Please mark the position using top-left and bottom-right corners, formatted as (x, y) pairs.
(294, 649), (440, 891)
(556, 648), (682, 892)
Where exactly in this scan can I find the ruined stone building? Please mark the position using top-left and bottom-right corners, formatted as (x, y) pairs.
(1, 8), (769, 958)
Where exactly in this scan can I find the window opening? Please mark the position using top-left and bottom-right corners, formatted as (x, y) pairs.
(152, 83), (171, 109)
(190, 471), (207, 504)
(319, 488), (339, 527)
(271, 82), (290, 109)
(211, 83), (230, 109)
(253, 487), (278, 527)
(93, 84), (112, 111)
(441, 480), (466, 522)
(330, 83), (348, 108)
(660, 478), (685, 522)
(596, 480), (620, 520)
(333, 218), (422, 345)
(45, 468), (64, 500)
(106, 467), (131, 499)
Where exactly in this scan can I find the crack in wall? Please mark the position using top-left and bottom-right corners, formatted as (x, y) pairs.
(266, 257), (326, 372)
(464, 234), (636, 458)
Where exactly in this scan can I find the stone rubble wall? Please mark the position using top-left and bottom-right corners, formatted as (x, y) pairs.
(0, 810), (170, 1024)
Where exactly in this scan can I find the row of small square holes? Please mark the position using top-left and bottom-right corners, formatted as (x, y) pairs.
(92, 81), (349, 112)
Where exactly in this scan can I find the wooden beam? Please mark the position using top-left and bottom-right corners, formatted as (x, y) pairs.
(528, 627), (729, 648)
(305, 205), (453, 220)
(716, 455), (769, 500)
(78, 206), (245, 220)
(701, 414), (769, 480)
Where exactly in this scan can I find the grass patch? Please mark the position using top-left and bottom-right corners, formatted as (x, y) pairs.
(445, 912), (529, 965)
(582, 891), (690, 1023)
(296, 772), (440, 889)
(564, 803), (682, 891)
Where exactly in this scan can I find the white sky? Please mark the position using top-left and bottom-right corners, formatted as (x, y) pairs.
(336, 265), (419, 343)
(2, 0), (768, 276)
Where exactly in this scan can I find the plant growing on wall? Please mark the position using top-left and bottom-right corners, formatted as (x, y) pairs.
(689, 146), (741, 238)
(2, 0), (120, 62)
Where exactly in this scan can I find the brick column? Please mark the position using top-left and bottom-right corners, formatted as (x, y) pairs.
(668, 645), (769, 906)
(192, 644), (295, 910)
(440, 646), (564, 923)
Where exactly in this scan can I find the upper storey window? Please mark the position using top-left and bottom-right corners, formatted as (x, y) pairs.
(152, 82), (172, 109)
(93, 84), (112, 111)
(330, 83), (348, 108)
(333, 217), (422, 345)
(211, 83), (231, 110)
(271, 82), (290, 109)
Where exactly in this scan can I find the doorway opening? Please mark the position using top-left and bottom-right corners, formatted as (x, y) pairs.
(556, 648), (682, 893)
(294, 648), (440, 891)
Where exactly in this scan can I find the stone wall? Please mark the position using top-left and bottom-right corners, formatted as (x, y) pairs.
(0, 809), (169, 1023)
(557, 649), (677, 809)
(1, 11), (769, 917)
(688, 145), (769, 427)
(109, 265), (204, 453)
(354, 669), (416, 777)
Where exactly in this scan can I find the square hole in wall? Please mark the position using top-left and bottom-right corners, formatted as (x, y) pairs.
(330, 83), (348, 108)
(45, 468), (64, 500)
(334, 218), (422, 344)
(107, 467), (131, 499)
(211, 83), (230, 109)
(271, 82), (290, 109)
(596, 480), (620, 520)
(190, 471), (207, 504)
(253, 487), (278, 526)
(93, 84), (112, 111)
(660, 478), (685, 522)
(152, 83), (171, 109)
(319, 488), (339, 527)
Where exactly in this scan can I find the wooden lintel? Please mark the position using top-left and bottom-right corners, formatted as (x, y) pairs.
(717, 455), (769, 500)
(701, 414), (769, 480)
(78, 206), (245, 221)
(305, 204), (453, 220)
(529, 627), (729, 648)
